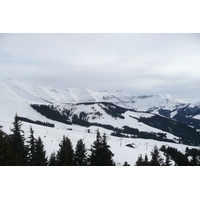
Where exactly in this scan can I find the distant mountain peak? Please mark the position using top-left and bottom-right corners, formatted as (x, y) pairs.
(0, 79), (189, 109)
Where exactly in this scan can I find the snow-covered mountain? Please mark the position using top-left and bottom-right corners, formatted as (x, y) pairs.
(2, 79), (200, 128)
(0, 79), (185, 107)
(0, 79), (185, 112)
(1, 79), (200, 165)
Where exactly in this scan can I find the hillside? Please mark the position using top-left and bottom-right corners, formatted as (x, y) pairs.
(1, 79), (200, 165)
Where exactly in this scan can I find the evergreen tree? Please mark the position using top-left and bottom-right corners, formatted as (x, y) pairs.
(165, 146), (189, 166)
(163, 153), (171, 166)
(48, 151), (57, 166)
(149, 145), (163, 166)
(74, 139), (88, 166)
(9, 114), (28, 165)
(0, 125), (18, 165)
(144, 154), (149, 166)
(190, 152), (199, 166)
(123, 161), (130, 166)
(89, 130), (102, 166)
(174, 151), (189, 166)
(26, 126), (37, 165)
(135, 154), (144, 166)
(34, 137), (48, 166)
(56, 135), (74, 166)
(101, 133), (115, 166)
(89, 131), (115, 166)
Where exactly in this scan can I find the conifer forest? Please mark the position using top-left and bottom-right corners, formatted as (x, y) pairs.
(1, 114), (200, 166)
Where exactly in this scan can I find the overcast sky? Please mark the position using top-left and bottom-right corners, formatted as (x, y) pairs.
(0, 33), (200, 100)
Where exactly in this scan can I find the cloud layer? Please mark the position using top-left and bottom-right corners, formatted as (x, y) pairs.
(0, 33), (200, 100)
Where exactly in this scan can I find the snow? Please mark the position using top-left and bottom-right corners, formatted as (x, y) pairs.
(1, 79), (187, 110)
(193, 114), (200, 120)
(1, 79), (200, 166)
(54, 103), (178, 141)
(170, 110), (178, 118)
(1, 118), (196, 166)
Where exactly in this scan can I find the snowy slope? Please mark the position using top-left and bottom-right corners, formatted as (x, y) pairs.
(0, 79), (186, 109)
(1, 117), (198, 166)
(1, 79), (200, 165)
(46, 102), (178, 141)
(2, 118), (200, 166)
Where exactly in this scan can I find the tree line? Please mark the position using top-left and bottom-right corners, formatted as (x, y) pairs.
(1, 114), (200, 166)
(0, 114), (115, 166)
(135, 144), (200, 166)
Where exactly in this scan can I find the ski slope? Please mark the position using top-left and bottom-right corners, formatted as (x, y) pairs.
(1, 118), (197, 166)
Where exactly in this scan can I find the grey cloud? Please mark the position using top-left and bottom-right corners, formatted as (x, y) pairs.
(0, 33), (200, 100)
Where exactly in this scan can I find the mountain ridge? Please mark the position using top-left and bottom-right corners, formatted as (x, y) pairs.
(1, 79), (200, 140)
(0, 78), (188, 105)
(1, 79), (199, 124)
